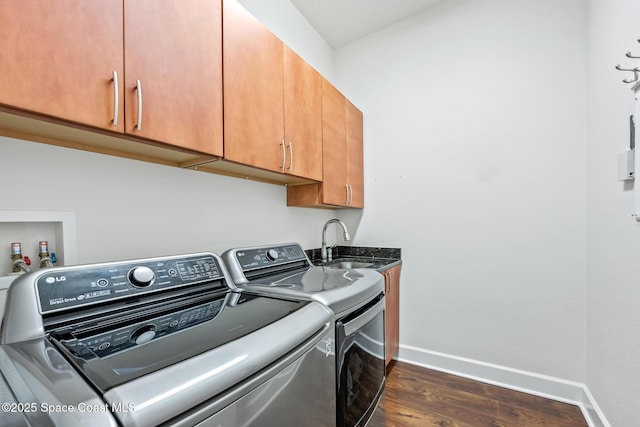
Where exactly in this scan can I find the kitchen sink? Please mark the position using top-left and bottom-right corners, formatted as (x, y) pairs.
(324, 260), (374, 269)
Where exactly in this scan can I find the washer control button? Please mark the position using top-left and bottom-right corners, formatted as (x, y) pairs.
(266, 249), (279, 261)
(130, 325), (157, 345)
(129, 266), (155, 287)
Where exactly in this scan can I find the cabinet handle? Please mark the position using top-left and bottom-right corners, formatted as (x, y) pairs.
(135, 79), (142, 131)
(111, 71), (119, 126)
(345, 184), (349, 205)
(280, 140), (286, 171)
(287, 142), (293, 171)
(347, 184), (353, 205)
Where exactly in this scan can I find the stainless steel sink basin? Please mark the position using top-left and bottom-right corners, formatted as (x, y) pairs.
(324, 260), (374, 269)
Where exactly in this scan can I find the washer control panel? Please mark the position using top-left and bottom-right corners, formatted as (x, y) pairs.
(37, 254), (224, 313)
(235, 244), (307, 271)
(60, 297), (226, 359)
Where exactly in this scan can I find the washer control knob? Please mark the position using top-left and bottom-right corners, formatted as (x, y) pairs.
(130, 325), (156, 345)
(129, 266), (155, 287)
(266, 249), (279, 261)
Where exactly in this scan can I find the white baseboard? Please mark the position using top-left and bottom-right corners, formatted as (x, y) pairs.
(397, 344), (610, 427)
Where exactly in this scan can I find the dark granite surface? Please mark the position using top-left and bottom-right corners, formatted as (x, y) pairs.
(306, 246), (402, 272)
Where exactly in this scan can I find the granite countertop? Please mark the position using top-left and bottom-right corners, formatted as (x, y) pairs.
(306, 246), (402, 272)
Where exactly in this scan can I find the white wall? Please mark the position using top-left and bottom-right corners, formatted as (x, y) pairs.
(334, 0), (588, 382)
(586, 0), (640, 425)
(0, 137), (335, 264)
(0, 1), (337, 268)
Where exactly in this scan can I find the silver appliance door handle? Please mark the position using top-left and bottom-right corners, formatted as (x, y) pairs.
(111, 71), (119, 126)
(287, 142), (293, 171)
(280, 140), (286, 171)
(135, 79), (142, 131)
(342, 296), (385, 336)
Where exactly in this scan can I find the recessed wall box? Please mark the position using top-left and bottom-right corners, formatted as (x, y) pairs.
(618, 150), (635, 181)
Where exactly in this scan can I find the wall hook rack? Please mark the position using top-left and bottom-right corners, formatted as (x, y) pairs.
(615, 64), (640, 83)
(626, 52), (640, 59)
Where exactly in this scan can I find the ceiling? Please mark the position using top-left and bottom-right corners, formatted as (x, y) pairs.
(289, 0), (444, 49)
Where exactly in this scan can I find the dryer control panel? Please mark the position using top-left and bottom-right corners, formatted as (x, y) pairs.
(234, 244), (307, 271)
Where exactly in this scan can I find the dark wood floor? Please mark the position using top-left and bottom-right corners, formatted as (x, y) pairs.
(369, 361), (588, 427)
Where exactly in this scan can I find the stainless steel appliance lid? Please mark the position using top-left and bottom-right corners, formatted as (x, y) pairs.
(222, 243), (385, 317)
(104, 301), (332, 427)
(50, 291), (310, 392)
(249, 265), (365, 291)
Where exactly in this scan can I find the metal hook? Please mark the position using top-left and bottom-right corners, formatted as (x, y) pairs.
(615, 64), (640, 83)
(615, 64), (637, 72)
(626, 52), (640, 59)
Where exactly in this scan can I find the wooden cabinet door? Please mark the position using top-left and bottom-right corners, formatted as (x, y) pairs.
(223, 0), (284, 172)
(284, 47), (323, 181)
(124, 0), (223, 156)
(385, 265), (401, 366)
(0, 0), (124, 132)
(346, 100), (364, 208)
(320, 79), (348, 206)
(287, 79), (365, 208)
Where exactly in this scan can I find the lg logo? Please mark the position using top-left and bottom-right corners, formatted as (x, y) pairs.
(45, 276), (67, 284)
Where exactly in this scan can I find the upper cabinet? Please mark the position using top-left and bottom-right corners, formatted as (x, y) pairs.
(345, 99), (364, 208)
(283, 47), (323, 182)
(124, 0), (223, 156)
(318, 79), (348, 206)
(287, 79), (364, 208)
(222, 0), (284, 174)
(0, 1), (125, 132)
(222, 0), (322, 181)
(0, 0), (359, 205)
(0, 0), (223, 156)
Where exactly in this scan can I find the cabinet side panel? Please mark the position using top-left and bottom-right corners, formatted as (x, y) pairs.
(287, 184), (322, 207)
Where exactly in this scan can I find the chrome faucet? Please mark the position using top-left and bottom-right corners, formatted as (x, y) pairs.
(321, 219), (351, 262)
